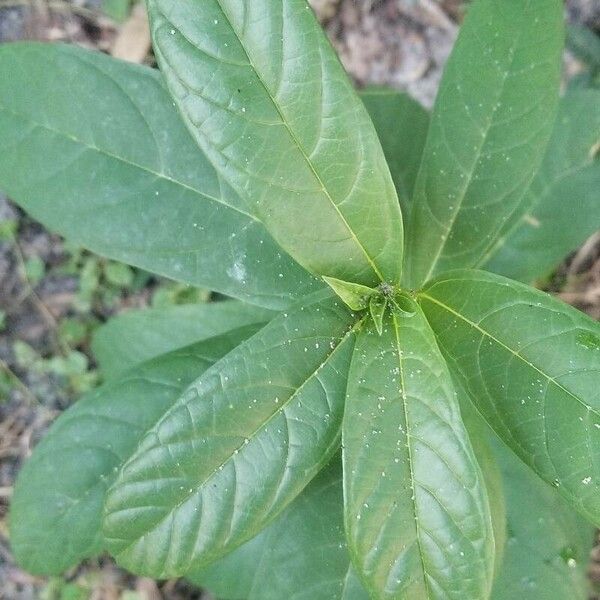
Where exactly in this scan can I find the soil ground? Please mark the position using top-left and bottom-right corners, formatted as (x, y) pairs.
(0, 1), (599, 599)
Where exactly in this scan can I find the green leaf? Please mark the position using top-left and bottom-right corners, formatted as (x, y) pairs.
(76, 257), (101, 312)
(567, 25), (600, 72)
(24, 256), (45, 284)
(45, 351), (88, 377)
(405, 0), (563, 288)
(191, 459), (369, 600)
(341, 569), (371, 600)
(150, 282), (209, 308)
(567, 70), (599, 91)
(147, 0), (404, 286)
(360, 88), (430, 217)
(343, 305), (495, 599)
(0, 217), (17, 240)
(391, 292), (417, 317)
(9, 325), (259, 575)
(491, 439), (593, 600)
(103, 261), (135, 288)
(419, 269), (600, 525)
(103, 0), (132, 22)
(191, 525), (270, 599)
(323, 276), (376, 311)
(459, 403), (507, 578)
(369, 295), (386, 336)
(103, 293), (361, 577)
(484, 89), (600, 282)
(13, 341), (40, 370)
(0, 43), (319, 310)
(58, 318), (89, 347)
(41, 580), (88, 600)
(92, 300), (275, 378)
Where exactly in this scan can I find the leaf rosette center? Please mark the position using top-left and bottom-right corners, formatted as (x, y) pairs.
(323, 276), (416, 334)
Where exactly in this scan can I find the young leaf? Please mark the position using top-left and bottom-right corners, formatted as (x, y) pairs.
(92, 300), (275, 378)
(0, 43), (319, 310)
(323, 276), (376, 311)
(391, 292), (418, 317)
(360, 88), (430, 217)
(190, 459), (369, 600)
(343, 305), (495, 599)
(419, 270), (600, 525)
(484, 89), (600, 282)
(9, 326), (259, 575)
(405, 0), (563, 288)
(147, 0), (404, 286)
(103, 293), (362, 577)
(491, 440), (593, 600)
(369, 295), (387, 336)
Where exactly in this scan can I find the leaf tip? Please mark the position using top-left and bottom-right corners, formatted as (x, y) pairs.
(322, 276), (375, 311)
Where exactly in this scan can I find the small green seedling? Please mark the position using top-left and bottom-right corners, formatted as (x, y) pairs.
(2, 1), (600, 599)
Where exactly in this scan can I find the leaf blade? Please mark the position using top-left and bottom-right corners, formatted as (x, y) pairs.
(92, 300), (275, 378)
(323, 276), (376, 311)
(190, 459), (369, 600)
(420, 269), (600, 525)
(484, 89), (600, 282)
(147, 0), (404, 285)
(103, 294), (360, 577)
(343, 305), (495, 599)
(459, 403), (507, 578)
(491, 439), (593, 600)
(405, 0), (563, 287)
(8, 326), (259, 575)
(0, 42), (319, 309)
(359, 88), (430, 218)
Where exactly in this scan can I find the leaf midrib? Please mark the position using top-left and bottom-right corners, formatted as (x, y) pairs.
(416, 3), (530, 284)
(479, 159), (599, 266)
(418, 291), (600, 420)
(17, 393), (180, 569)
(109, 316), (363, 556)
(162, 0), (385, 282)
(0, 103), (257, 222)
(392, 311), (433, 599)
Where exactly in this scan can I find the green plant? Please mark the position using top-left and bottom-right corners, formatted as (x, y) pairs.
(567, 24), (600, 89)
(103, 0), (134, 22)
(2, 0), (600, 598)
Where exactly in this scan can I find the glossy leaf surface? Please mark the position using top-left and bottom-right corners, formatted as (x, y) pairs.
(191, 460), (369, 600)
(0, 42), (319, 309)
(343, 306), (494, 599)
(485, 89), (600, 282)
(405, 0), (563, 287)
(103, 293), (361, 577)
(9, 326), (258, 575)
(369, 295), (387, 336)
(460, 404), (507, 577)
(92, 300), (274, 378)
(491, 440), (593, 600)
(147, 0), (404, 286)
(191, 526), (270, 599)
(420, 270), (600, 525)
(323, 276), (376, 311)
(360, 88), (430, 217)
